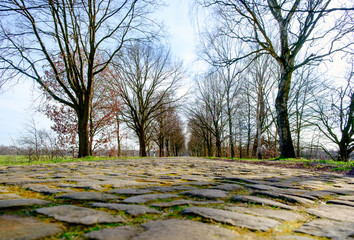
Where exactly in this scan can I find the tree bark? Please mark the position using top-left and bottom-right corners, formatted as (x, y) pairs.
(227, 97), (235, 158)
(207, 132), (213, 157)
(215, 133), (221, 157)
(159, 136), (164, 157)
(116, 117), (121, 158)
(338, 142), (349, 161)
(257, 119), (262, 160)
(139, 134), (147, 157)
(77, 101), (91, 158)
(275, 67), (296, 158)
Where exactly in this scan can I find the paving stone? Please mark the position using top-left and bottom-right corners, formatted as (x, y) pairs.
(35, 205), (126, 225)
(276, 235), (316, 240)
(179, 181), (217, 186)
(325, 188), (354, 195)
(0, 193), (21, 200)
(123, 194), (179, 204)
(212, 184), (243, 191)
(263, 177), (283, 182)
(232, 195), (296, 210)
(22, 184), (75, 194)
(296, 219), (354, 240)
(0, 198), (51, 209)
(338, 195), (354, 202)
(99, 179), (151, 188)
(85, 219), (239, 240)
(56, 192), (121, 201)
(1, 178), (60, 185)
(181, 189), (228, 199)
(0, 215), (62, 240)
(226, 206), (305, 221)
(55, 182), (103, 191)
(223, 176), (263, 184)
(326, 200), (354, 208)
(300, 190), (337, 199)
(254, 191), (315, 205)
(181, 207), (280, 231)
(298, 180), (331, 190)
(1, 157), (354, 239)
(106, 188), (153, 195)
(268, 182), (303, 190)
(85, 225), (140, 240)
(146, 185), (196, 193)
(277, 191), (318, 201)
(91, 203), (160, 216)
(244, 184), (280, 191)
(150, 199), (224, 208)
(305, 204), (354, 222)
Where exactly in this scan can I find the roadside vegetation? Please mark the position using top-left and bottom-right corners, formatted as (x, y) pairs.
(0, 154), (352, 173)
(0, 155), (117, 166)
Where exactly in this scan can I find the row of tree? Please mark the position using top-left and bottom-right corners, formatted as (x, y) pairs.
(187, 51), (354, 161)
(187, 0), (354, 161)
(0, 0), (353, 161)
(0, 0), (186, 158)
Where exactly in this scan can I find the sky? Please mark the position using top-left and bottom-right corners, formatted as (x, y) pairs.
(0, 0), (198, 146)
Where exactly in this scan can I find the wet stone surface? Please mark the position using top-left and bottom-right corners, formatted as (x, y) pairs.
(0, 157), (353, 239)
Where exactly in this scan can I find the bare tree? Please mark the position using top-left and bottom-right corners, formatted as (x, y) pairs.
(16, 118), (59, 161)
(288, 65), (326, 157)
(197, 0), (354, 158)
(199, 32), (243, 158)
(247, 56), (277, 159)
(187, 116), (213, 157)
(111, 42), (185, 157)
(189, 71), (226, 157)
(0, 0), (161, 157)
(151, 102), (185, 157)
(313, 63), (354, 161)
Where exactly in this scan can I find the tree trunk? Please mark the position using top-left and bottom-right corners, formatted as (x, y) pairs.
(257, 86), (265, 159)
(139, 136), (147, 157)
(275, 67), (296, 158)
(78, 104), (91, 158)
(159, 136), (164, 157)
(338, 140), (349, 162)
(215, 133), (221, 158)
(257, 119), (262, 160)
(252, 131), (258, 157)
(116, 115), (121, 157)
(296, 128), (301, 158)
(207, 132), (213, 157)
(165, 139), (170, 157)
(226, 90), (235, 158)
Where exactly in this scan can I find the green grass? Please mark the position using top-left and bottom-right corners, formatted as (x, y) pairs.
(0, 155), (119, 166)
(0, 154), (353, 172)
(206, 156), (354, 171)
